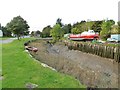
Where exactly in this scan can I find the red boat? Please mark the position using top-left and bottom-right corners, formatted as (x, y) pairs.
(69, 30), (99, 41)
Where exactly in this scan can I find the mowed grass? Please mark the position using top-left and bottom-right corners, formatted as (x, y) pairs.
(0, 43), (2, 89)
(2, 38), (85, 88)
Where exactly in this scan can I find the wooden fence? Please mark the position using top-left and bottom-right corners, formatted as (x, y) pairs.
(64, 41), (120, 62)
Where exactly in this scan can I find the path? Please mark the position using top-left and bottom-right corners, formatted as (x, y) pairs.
(0, 38), (16, 44)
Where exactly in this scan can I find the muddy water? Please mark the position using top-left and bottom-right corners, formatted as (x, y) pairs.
(29, 40), (119, 88)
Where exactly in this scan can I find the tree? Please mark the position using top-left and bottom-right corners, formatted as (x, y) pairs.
(62, 24), (71, 34)
(31, 31), (35, 37)
(23, 31), (30, 36)
(6, 16), (29, 40)
(108, 20), (115, 25)
(50, 24), (64, 41)
(91, 21), (103, 33)
(1, 26), (11, 37)
(56, 18), (63, 27)
(72, 22), (83, 33)
(71, 27), (80, 34)
(86, 21), (94, 30)
(35, 30), (41, 37)
(0, 23), (11, 37)
(100, 20), (114, 40)
(0, 23), (1, 30)
(111, 25), (118, 34)
(117, 21), (120, 34)
(42, 25), (52, 38)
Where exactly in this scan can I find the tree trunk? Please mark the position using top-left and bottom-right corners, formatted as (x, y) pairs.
(17, 34), (20, 40)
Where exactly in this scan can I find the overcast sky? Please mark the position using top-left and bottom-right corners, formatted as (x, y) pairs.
(0, 0), (119, 32)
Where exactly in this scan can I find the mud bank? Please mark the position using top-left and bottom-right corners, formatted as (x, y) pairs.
(28, 40), (119, 88)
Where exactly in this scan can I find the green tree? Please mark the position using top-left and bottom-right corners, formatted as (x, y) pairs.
(62, 24), (71, 34)
(31, 31), (35, 37)
(71, 27), (80, 34)
(6, 16), (29, 40)
(111, 25), (118, 34)
(117, 21), (120, 34)
(86, 21), (94, 30)
(50, 24), (64, 41)
(35, 30), (41, 37)
(1, 26), (11, 37)
(0, 23), (1, 30)
(100, 20), (114, 40)
(23, 31), (30, 36)
(108, 20), (115, 25)
(56, 18), (63, 27)
(72, 22), (83, 33)
(91, 21), (103, 33)
(72, 21), (94, 33)
(42, 25), (52, 38)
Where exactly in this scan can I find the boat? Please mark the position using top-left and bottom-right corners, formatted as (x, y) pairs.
(69, 30), (99, 41)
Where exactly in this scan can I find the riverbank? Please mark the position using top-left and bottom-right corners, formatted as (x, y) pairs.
(29, 40), (119, 88)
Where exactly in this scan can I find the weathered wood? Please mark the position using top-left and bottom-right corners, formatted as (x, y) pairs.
(64, 40), (120, 62)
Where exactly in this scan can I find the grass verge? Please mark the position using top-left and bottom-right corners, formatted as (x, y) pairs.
(2, 38), (86, 88)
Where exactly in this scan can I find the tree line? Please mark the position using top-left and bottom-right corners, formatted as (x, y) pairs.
(1, 16), (120, 41)
(39, 18), (120, 41)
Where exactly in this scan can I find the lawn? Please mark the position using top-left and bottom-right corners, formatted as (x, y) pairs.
(0, 43), (2, 89)
(1, 38), (85, 88)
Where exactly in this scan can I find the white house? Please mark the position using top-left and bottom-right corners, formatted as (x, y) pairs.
(0, 30), (3, 37)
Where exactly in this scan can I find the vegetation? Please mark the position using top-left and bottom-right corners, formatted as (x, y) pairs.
(35, 30), (41, 37)
(56, 18), (63, 27)
(62, 24), (71, 34)
(91, 21), (103, 33)
(40, 18), (119, 41)
(1, 16), (118, 41)
(0, 43), (2, 89)
(5, 16), (29, 40)
(71, 27), (80, 34)
(41, 25), (52, 38)
(2, 38), (85, 88)
(1, 26), (11, 37)
(50, 24), (64, 41)
(117, 21), (120, 34)
(100, 20), (115, 40)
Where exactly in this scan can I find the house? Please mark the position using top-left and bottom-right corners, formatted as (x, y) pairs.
(0, 30), (3, 37)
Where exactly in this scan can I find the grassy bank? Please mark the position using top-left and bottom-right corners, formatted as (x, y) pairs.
(2, 38), (85, 88)
(0, 43), (2, 89)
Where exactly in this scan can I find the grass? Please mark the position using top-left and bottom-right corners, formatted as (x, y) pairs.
(1, 38), (86, 88)
(0, 43), (2, 89)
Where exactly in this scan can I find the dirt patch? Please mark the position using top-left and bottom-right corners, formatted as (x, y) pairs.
(28, 40), (119, 88)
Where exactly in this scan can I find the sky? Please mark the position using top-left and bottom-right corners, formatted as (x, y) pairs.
(0, 0), (119, 32)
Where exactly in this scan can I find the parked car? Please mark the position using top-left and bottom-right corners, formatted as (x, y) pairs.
(107, 38), (119, 42)
(107, 34), (120, 43)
